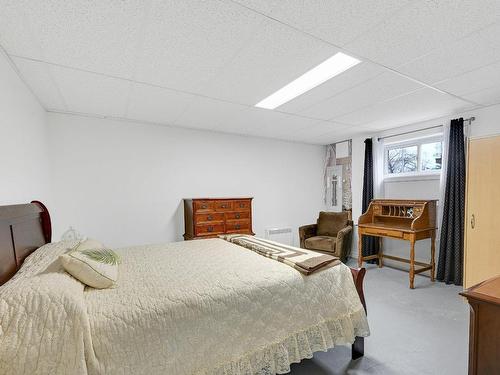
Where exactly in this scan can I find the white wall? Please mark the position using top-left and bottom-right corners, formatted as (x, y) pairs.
(350, 103), (500, 267)
(0, 51), (51, 205)
(47, 113), (326, 247)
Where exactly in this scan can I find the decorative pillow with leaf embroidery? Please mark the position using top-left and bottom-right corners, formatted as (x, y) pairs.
(60, 247), (120, 289)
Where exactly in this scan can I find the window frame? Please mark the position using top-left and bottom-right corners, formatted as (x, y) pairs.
(384, 134), (443, 181)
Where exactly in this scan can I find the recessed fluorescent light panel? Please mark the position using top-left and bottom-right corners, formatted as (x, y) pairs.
(255, 52), (360, 110)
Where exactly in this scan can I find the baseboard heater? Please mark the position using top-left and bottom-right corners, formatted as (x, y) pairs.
(265, 227), (293, 246)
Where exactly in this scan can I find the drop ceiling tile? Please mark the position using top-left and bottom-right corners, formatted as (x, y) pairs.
(285, 121), (350, 142)
(435, 60), (500, 97)
(126, 83), (195, 125)
(478, 21), (500, 48)
(0, 0), (147, 78)
(345, 0), (500, 68)
(175, 94), (320, 138)
(236, 106), (319, 136)
(52, 67), (131, 118)
(279, 62), (385, 114)
(336, 88), (475, 130)
(461, 86), (500, 106)
(174, 96), (249, 132)
(397, 29), (500, 85)
(231, 0), (412, 47)
(135, 0), (265, 94)
(198, 18), (338, 106)
(300, 71), (424, 120)
(301, 126), (368, 145)
(11, 57), (66, 110)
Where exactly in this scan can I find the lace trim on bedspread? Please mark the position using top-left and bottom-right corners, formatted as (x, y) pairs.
(196, 308), (370, 375)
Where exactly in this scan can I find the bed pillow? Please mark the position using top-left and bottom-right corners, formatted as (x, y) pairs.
(60, 247), (119, 289)
(75, 238), (105, 251)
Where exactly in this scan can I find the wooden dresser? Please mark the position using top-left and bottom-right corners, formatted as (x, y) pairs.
(183, 198), (254, 240)
(460, 276), (500, 375)
(358, 199), (437, 289)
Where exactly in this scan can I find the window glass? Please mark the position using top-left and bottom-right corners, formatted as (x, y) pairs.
(420, 141), (442, 171)
(387, 146), (418, 174)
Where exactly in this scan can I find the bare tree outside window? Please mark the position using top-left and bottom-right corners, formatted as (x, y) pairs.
(385, 140), (443, 175)
(387, 146), (418, 174)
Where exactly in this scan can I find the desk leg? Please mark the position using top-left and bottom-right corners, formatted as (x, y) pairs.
(358, 233), (363, 268)
(430, 230), (436, 282)
(409, 235), (415, 289)
(378, 236), (383, 268)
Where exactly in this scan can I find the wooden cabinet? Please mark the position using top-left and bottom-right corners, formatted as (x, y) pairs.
(183, 198), (254, 240)
(460, 276), (500, 375)
(464, 135), (500, 288)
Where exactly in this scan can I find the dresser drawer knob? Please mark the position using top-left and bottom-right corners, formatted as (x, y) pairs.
(201, 204), (207, 209)
(235, 224), (241, 230)
(221, 204), (227, 208)
(235, 213), (240, 219)
(239, 203), (244, 208)
(207, 215), (213, 221)
(207, 226), (214, 232)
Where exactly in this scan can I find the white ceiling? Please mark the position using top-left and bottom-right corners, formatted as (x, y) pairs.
(1, 0), (499, 144)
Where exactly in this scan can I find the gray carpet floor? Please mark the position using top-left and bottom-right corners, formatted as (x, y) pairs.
(289, 261), (469, 375)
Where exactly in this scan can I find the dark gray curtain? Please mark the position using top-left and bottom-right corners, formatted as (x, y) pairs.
(437, 118), (466, 285)
(362, 138), (379, 261)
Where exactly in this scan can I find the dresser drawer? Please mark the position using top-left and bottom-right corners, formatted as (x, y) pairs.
(225, 211), (250, 220)
(194, 200), (214, 212)
(233, 200), (251, 210)
(195, 213), (224, 224)
(226, 220), (250, 232)
(214, 201), (233, 211)
(195, 223), (224, 236)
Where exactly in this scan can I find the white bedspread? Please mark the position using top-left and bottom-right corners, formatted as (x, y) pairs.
(0, 239), (369, 375)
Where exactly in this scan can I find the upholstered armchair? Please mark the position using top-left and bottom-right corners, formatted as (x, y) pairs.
(299, 211), (353, 262)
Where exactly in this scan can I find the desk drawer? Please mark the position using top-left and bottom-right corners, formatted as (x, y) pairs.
(363, 228), (404, 239)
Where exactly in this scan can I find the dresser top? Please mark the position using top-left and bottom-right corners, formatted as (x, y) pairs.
(460, 275), (500, 305)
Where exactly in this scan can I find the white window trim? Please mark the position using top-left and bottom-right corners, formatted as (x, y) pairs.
(383, 134), (443, 182)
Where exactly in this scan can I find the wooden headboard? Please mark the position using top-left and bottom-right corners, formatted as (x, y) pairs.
(0, 201), (51, 286)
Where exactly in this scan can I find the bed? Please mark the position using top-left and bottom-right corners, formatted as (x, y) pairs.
(0, 202), (369, 375)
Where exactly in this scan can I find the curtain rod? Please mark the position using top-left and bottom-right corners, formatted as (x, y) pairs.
(377, 116), (475, 142)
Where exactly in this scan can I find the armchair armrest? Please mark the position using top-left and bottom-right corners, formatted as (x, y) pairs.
(336, 225), (353, 261)
(299, 224), (317, 248)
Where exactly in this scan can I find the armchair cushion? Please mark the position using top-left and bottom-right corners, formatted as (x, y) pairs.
(316, 211), (349, 237)
(304, 236), (336, 253)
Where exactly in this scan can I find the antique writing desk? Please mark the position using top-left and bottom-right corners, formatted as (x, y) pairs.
(358, 199), (437, 289)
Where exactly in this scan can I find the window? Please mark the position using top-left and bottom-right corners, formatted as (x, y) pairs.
(385, 136), (443, 177)
(420, 141), (442, 171)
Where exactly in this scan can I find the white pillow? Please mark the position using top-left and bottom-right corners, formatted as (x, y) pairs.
(60, 245), (119, 289)
(76, 238), (105, 251)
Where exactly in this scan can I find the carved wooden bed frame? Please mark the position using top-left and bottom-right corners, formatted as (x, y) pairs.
(0, 201), (366, 361)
